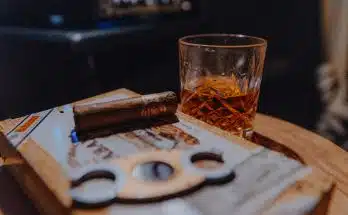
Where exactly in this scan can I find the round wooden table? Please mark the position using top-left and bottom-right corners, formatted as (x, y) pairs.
(254, 114), (348, 214)
(0, 109), (347, 214)
(0, 166), (38, 215)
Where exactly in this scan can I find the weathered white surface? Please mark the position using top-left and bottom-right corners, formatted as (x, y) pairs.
(106, 150), (315, 215)
(5, 93), (320, 215)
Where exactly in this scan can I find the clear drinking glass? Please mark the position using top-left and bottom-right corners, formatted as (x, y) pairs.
(178, 34), (267, 138)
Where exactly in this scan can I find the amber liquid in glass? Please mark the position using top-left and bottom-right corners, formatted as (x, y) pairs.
(180, 76), (260, 136)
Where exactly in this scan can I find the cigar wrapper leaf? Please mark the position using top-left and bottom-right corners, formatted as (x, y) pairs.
(73, 91), (178, 132)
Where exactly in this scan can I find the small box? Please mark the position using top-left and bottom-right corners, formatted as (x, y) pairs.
(0, 89), (332, 215)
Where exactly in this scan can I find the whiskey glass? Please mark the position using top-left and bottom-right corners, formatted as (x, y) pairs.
(179, 34), (267, 138)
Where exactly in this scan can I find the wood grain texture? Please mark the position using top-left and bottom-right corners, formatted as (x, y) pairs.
(0, 133), (69, 215)
(0, 166), (39, 215)
(0, 88), (346, 215)
(254, 114), (348, 193)
(0, 117), (27, 134)
(254, 114), (348, 214)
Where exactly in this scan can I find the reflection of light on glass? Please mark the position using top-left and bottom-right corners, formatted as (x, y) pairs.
(131, 0), (137, 4)
(181, 1), (191, 11)
(236, 56), (246, 69)
(146, 0), (155, 5)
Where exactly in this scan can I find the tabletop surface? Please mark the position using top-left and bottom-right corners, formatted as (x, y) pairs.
(1, 88), (348, 215)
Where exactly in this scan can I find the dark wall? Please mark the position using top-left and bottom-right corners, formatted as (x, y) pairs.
(0, 0), (323, 132)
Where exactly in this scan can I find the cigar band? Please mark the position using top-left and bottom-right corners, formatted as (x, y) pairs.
(140, 105), (168, 117)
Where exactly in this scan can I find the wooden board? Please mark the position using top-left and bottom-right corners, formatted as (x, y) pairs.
(0, 88), (340, 215)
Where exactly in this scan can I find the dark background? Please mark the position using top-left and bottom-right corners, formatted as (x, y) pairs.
(0, 0), (323, 133)
(0, 1), (329, 213)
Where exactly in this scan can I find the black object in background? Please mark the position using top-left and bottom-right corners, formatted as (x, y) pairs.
(0, 0), (199, 30)
(0, 0), (203, 119)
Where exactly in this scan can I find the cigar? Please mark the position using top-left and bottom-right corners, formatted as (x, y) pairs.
(73, 91), (178, 132)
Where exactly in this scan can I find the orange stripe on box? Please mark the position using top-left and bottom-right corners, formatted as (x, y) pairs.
(16, 116), (40, 132)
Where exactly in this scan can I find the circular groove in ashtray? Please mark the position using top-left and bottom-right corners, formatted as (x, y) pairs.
(133, 161), (175, 182)
(71, 170), (116, 188)
(190, 152), (224, 170)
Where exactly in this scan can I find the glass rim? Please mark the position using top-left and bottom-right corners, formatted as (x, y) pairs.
(179, 34), (267, 48)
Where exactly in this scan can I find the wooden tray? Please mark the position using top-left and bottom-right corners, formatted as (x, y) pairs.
(0, 89), (333, 215)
